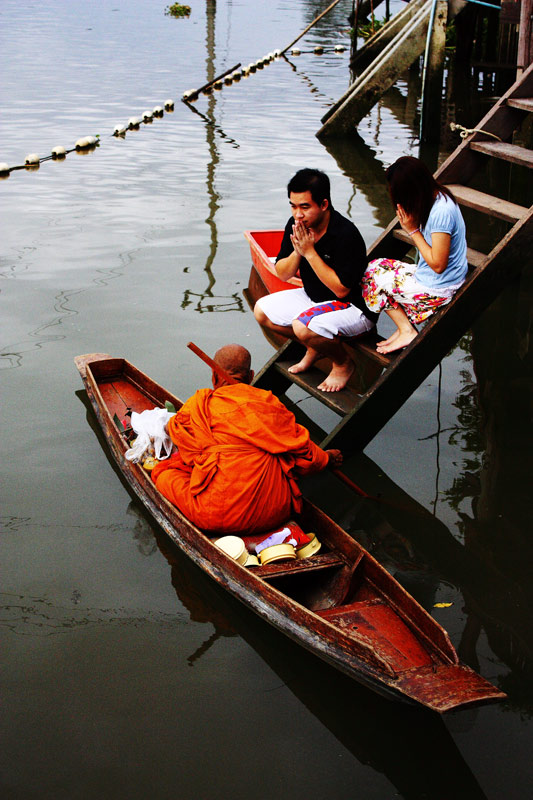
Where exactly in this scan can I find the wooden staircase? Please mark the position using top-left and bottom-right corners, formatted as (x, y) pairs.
(253, 64), (533, 455)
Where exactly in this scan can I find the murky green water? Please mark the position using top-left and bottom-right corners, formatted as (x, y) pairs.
(2, 2), (532, 798)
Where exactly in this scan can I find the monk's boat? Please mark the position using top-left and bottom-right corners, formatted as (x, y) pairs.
(75, 353), (506, 712)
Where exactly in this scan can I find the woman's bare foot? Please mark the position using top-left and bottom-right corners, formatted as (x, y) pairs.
(288, 348), (319, 374)
(376, 330), (417, 354)
(317, 359), (355, 392)
(376, 329), (400, 350)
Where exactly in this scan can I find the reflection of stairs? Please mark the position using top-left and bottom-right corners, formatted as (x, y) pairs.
(254, 65), (533, 455)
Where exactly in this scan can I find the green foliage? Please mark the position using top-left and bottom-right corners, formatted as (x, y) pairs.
(165, 3), (191, 18)
(355, 16), (386, 40)
(165, 400), (176, 413)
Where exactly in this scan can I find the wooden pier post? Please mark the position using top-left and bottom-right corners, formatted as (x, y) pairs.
(517, 0), (533, 75)
(420, 0), (449, 143)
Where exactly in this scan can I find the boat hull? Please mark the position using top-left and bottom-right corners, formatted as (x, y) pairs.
(75, 353), (506, 712)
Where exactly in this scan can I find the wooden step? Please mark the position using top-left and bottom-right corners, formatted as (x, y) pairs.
(273, 359), (363, 415)
(445, 184), (528, 223)
(469, 140), (533, 168)
(345, 336), (393, 367)
(392, 228), (487, 268)
(507, 97), (533, 113)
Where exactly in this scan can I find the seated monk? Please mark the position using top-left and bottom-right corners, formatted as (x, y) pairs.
(151, 344), (342, 534)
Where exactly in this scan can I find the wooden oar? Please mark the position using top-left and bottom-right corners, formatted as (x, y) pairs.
(187, 341), (239, 385)
(187, 340), (374, 500)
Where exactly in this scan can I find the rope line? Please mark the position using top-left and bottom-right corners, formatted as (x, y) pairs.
(449, 122), (503, 141)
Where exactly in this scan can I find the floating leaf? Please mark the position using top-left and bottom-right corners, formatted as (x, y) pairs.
(165, 400), (176, 413)
(433, 602), (453, 608)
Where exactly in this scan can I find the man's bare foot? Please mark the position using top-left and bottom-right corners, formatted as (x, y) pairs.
(376, 329), (400, 349)
(376, 330), (417, 354)
(317, 359), (355, 392)
(288, 349), (319, 374)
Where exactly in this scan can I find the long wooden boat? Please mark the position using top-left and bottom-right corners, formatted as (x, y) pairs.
(75, 352), (506, 712)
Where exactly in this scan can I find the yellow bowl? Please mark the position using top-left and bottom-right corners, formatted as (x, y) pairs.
(214, 536), (248, 566)
(259, 543), (296, 565)
(296, 533), (322, 560)
(244, 554), (260, 568)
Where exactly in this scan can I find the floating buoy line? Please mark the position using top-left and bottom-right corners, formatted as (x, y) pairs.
(181, 44), (347, 104)
(1, 32), (348, 177)
(0, 99), (176, 178)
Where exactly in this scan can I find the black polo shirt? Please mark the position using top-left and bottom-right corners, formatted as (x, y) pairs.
(276, 209), (377, 323)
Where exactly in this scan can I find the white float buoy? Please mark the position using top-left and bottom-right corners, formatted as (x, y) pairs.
(232, 71), (241, 81)
(248, 62), (257, 73)
(85, 135), (97, 146)
(128, 118), (141, 129)
(182, 90), (196, 101)
(334, 44), (346, 53)
(224, 75), (233, 84)
(273, 49), (281, 57)
(164, 98), (174, 109)
(314, 46), (324, 55)
(0, 162), (10, 175)
(153, 106), (164, 116)
(291, 48), (301, 56)
(142, 110), (153, 121)
(25, 153), (40, 165)
(113, 124), (126, 135)
(51, 146), (67, 158)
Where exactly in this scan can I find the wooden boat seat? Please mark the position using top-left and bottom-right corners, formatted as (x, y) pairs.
(252, 551), (346, 579)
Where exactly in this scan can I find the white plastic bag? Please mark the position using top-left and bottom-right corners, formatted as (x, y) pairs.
(125, 407), (175, 463)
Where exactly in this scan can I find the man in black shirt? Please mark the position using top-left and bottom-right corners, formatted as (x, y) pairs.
(254, 169), (377, 392)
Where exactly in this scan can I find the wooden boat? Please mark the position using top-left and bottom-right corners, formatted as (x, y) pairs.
(75, 352), (506, 712)
(243, 229), (301, 296)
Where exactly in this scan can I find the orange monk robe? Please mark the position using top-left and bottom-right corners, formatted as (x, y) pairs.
(152, 383), (329, 534)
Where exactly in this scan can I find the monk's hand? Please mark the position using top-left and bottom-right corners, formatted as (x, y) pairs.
(290, 221), (315, 258)
(326, 449), (343, 468)
(397, 204), (419, 235)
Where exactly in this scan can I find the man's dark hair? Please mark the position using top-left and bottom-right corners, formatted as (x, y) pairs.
(287, 168), (333, 208)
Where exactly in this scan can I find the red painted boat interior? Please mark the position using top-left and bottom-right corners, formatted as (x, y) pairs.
(318, 601), (434, 670)
(98, 379), (158, 420)
(245, 229), (284, 260)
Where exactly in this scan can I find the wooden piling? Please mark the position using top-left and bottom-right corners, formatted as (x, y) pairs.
(420, 0), (449, 143)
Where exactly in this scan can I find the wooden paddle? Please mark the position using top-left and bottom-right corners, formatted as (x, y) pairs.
(187, 341), (373, 500)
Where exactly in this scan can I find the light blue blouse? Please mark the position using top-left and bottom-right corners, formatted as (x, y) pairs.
(415, 193), (468, 289)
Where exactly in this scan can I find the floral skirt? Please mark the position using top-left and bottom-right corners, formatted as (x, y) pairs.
(361, 258), (462, 325)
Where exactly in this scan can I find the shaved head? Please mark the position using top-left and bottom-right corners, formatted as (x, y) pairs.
(213, 344), (253, 384)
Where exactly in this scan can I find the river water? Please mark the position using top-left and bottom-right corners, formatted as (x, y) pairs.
(1, 1), (532, 798)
